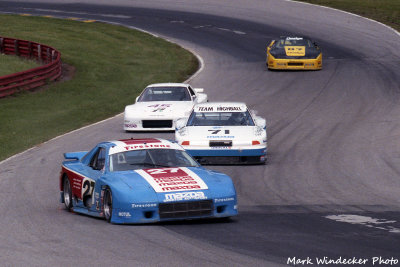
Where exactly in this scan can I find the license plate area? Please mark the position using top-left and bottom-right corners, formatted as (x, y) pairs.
(209, 140), (232, 147)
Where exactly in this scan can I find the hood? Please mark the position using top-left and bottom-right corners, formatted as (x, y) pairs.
(126, 101), (193, 116)
(107, 167), (234, 203)
(284, 46), (305, 56)
(186, 125), (256, 141)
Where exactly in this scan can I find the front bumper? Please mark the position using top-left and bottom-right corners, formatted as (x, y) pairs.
(124, 119), (176, 131)
(110, 198), (238, 224)
(267, 53), (322, 70)
(184, 147), (267, 165)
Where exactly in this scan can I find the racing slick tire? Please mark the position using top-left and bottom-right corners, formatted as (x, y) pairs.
(103, 188), (113, 223)
(63, 176), (73, 211)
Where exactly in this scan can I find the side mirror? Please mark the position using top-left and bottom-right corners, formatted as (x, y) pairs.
(250, 109), (258, 116)
(254, 117), (266, 129)
(268, 40), (276, 49)
(194, 88), (204, 93)
(135, 96), (139, 103)
(196, 93), (208, 103)
(175, 118), (187, 130)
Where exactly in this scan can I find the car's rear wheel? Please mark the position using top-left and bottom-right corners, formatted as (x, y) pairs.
(63, 176), (73, 211)
(103, 188), (113, 222)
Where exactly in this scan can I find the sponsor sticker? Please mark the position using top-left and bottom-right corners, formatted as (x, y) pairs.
(124, 123), (137, 128)
(164, 191), (207, 202)
(131, 203), (157, 208)
(136, 167), (208, 192)
(124, 144), (171, 151)
(284, 46), (305, 56)
(286, 37), (303, 40)
(215, 197), (235, 203)
(195, 106), (244, 112)
(118, 212), (132, 217)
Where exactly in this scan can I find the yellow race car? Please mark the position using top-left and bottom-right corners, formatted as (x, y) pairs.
(266, 36), (322, 70)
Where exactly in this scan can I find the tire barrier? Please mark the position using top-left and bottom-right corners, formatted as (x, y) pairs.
(0, 36), (61, 98)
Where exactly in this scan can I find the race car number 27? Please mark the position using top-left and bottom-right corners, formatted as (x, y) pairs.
(82, 177), (95, 201)
(147, 168), (180, 175)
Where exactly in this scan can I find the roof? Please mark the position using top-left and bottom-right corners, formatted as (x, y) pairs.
(108, 138), (184, 155)
(146, 83), (189, 88)
(193, 102), (248, 113)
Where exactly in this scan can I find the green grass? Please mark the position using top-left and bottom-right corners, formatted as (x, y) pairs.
(0, 15), (198, 161)
(294, 0), (400, 31)
(0, 54), (39, 76)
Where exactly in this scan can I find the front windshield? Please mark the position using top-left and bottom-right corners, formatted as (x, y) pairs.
(275, 38), (314, 48)
(138, 86), (191, 102)
(187, 111), (255, 126)
(109, 149), (199, 172)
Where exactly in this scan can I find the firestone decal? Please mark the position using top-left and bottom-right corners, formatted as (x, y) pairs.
(124, 144), (171, 151)
(164, 192), (207, 202)
(131, 203), (157, 208)
(215, 197), (235, 203)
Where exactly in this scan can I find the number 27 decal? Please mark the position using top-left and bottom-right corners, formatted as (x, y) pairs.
(82, 177), (95, 200)
(147, 168), (180, 174)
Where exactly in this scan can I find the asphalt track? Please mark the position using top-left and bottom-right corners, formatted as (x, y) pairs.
(1, 1), (400, 266)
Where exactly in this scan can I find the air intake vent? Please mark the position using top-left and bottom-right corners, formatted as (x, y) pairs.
(159, 200), (213, 219)
(288, 62), (303, 66)
(142, 120), (172, 128)
(209, 140), (232, 147)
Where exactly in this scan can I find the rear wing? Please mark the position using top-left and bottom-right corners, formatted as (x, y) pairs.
(63, 151), (88, 161)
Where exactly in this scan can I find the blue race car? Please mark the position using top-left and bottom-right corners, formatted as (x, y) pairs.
(59, 138), (237, 224)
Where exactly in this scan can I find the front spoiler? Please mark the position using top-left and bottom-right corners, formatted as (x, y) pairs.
(267, 54), (322, 70)
(185, 148), (267, 165)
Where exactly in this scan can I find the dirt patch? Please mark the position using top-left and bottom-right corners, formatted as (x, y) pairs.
(59, 62), (75, 82)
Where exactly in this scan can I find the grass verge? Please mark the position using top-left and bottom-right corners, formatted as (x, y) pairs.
(0, 54), (40, 76)
(0, 15), (198, 161)
(294, 0), (399, 31)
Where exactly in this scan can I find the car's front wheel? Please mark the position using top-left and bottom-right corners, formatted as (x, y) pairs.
(63, 176), (73, 211)
(103, 188), (113, 222)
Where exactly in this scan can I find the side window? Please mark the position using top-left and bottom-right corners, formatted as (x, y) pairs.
(89, 148), (106, 170)
(188, 86), (196, 97)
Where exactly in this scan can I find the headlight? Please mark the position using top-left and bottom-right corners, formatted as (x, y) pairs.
(305, 49), (321, 59)
(269, 48), (286, 58)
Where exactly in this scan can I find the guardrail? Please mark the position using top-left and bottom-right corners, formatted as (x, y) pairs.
(0, 36), (62, 98)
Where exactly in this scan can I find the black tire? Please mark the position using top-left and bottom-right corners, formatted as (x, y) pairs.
(63, 176), (73, 211)
(103, 188), (113, 223)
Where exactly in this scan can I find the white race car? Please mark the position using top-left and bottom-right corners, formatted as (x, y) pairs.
(124, 83), (208, 131)
(175, 102), (267, 164)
